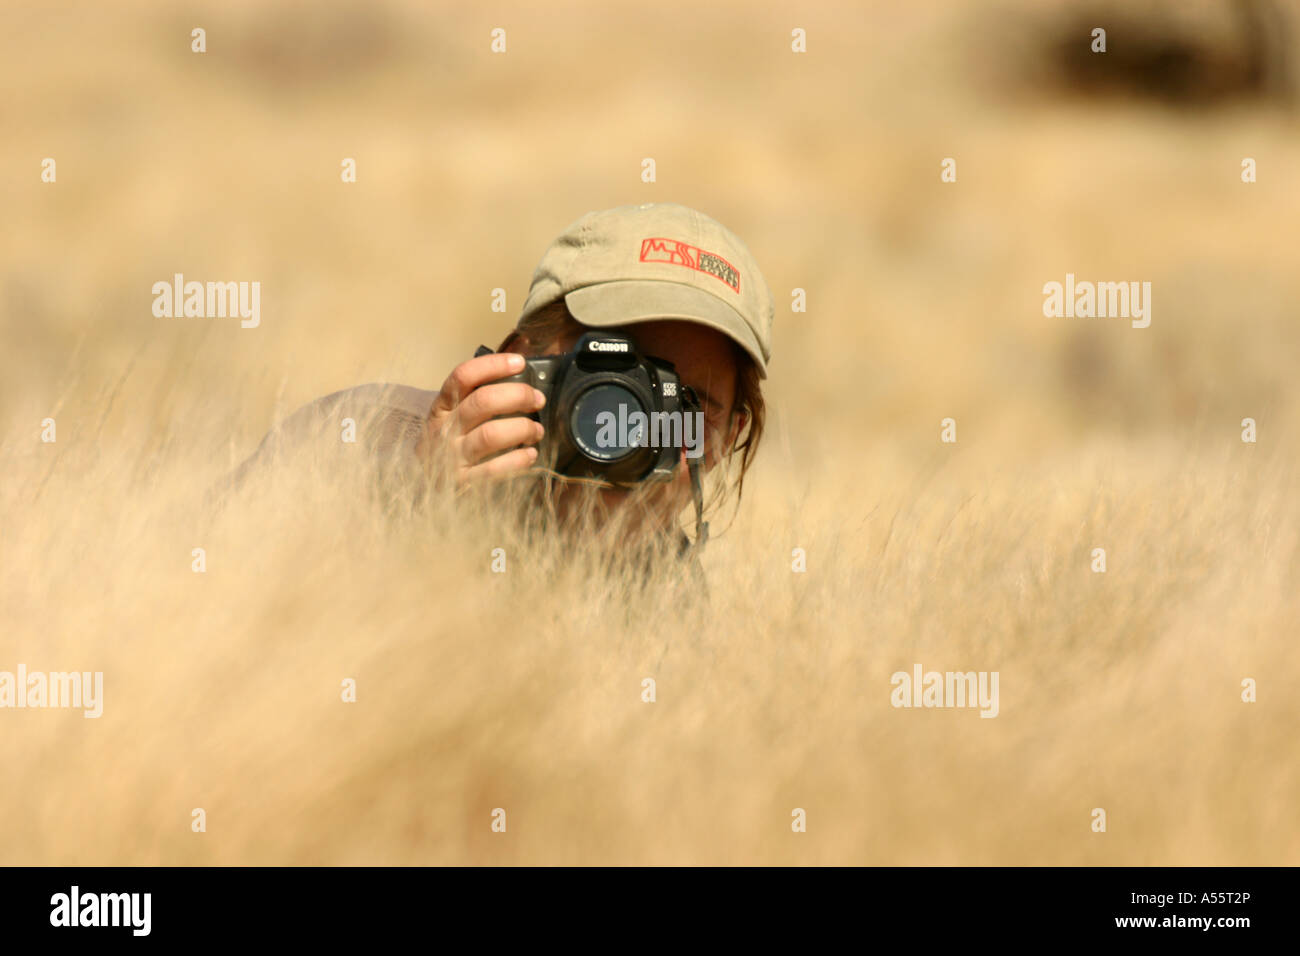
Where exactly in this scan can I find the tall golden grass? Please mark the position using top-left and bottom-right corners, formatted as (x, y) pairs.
(2, 0), (1297, 864)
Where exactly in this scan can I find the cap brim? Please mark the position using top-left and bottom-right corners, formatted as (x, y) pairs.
(564, 280), (768, 378)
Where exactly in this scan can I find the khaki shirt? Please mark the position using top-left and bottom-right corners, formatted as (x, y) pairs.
(215, 383), (437, 499)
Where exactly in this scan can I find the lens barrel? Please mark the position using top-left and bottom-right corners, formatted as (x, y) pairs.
(569, 382), (645, 461)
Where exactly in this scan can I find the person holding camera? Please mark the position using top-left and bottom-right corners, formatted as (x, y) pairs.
(220, 202), (772, 561)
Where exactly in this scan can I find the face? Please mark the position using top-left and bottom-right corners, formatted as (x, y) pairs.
(533, 320), (744, 534)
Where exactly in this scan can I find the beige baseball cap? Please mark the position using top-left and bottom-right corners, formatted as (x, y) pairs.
(517, 202), (773, 377)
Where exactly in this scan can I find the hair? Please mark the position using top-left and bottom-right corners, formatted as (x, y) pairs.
(503, 298), (767, 519)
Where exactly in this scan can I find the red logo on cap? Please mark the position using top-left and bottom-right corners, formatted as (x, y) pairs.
(639, 237), (740, 293)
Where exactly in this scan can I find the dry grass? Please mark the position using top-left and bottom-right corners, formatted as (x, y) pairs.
(1, 0), (1297, 864)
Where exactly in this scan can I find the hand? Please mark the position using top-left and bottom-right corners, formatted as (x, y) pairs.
(420, 352), (547, 485)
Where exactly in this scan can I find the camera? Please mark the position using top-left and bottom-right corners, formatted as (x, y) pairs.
(475, 331), (701, 485)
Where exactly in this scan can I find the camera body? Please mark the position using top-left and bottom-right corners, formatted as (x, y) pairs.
(486, 331), (695, 485)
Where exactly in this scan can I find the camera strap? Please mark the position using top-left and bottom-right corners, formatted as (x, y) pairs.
(686, 452), (709, 554)
(680, 386), (710, 555)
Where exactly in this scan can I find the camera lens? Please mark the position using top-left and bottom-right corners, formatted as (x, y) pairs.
(570, 383), (645, 461)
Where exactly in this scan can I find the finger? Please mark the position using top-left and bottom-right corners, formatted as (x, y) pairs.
(457, 417), (545, 467)
(455, 381), (546, 434)
(431, 352), (527, 416)
(461, 445), (539, 482)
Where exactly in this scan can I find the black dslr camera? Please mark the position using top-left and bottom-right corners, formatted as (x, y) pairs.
(476, 331), (702, 486)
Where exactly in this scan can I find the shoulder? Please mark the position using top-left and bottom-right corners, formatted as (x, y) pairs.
(214, 382), (440, 498)
(282, 383), (438, 430)
(266, 383), (437, 449)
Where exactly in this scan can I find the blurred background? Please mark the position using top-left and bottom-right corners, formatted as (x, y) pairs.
(1, 0), (1297, 865)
